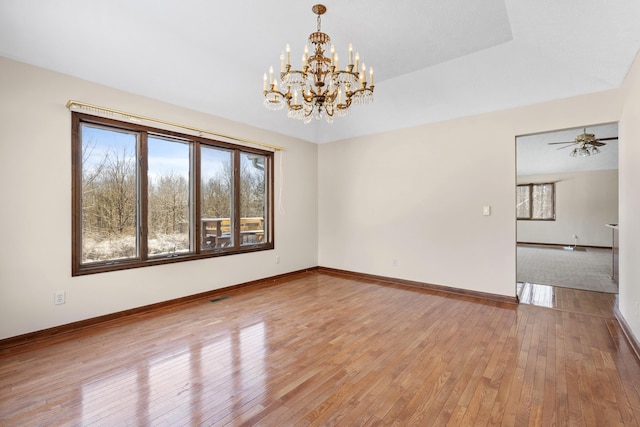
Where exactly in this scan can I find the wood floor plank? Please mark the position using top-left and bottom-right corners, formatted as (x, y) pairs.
(1, 272), (640, 425)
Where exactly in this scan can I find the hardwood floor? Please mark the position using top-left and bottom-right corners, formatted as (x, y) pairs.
(517, 281), (618, 318)
(2, 272), (639, 426)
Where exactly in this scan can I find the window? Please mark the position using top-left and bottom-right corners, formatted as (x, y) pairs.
(72, 112), (274, 275)
(516, 183), (555, 220)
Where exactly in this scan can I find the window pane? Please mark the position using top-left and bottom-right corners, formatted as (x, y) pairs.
(516, 185), (530, 219)
(201, 146), (233, 250)
(148, 137), (191, 256)
(240, 153), (267, 246)
(80, 124), (138, 263)
(532, 183), (554, 219)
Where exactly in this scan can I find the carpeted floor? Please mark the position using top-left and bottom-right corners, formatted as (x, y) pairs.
(517, 245), (618, 293)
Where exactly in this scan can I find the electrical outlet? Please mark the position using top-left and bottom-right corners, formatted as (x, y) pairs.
(392, 258), (398, 267)
(275, 255), (280, 264)
(54, 290), (66, 305)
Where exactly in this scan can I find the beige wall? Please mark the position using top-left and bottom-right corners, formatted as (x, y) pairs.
(318, 90), (622, 298)
(0, 57), (318, 340)
(619, 51), (640, 342)
(3, 51), (640, 345)
(517, 170), (618, 247)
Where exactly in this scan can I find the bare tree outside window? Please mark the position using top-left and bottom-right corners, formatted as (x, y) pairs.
(200, 146), (233, 250)
(240, 153), (266, 246)
(72, 113), (274, 275)
(148, 136), (190, 257)
(81, 125), (138, 263)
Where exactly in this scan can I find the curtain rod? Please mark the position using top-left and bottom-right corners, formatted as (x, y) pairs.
(65, 100), (284, 152)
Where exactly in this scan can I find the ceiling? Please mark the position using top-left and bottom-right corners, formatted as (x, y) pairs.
(1, 1), (639, 144)
(517, 123), (618, 176)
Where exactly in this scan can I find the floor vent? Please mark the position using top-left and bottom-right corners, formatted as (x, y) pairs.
(210, 296), (230, 303)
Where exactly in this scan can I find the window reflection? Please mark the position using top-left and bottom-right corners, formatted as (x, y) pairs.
(82, 367), (138, 424)
(149, 352), (191, 420)
(517, 282), (555, 308)
(240, 323), (266, 391)
(81, 321), (267, 423)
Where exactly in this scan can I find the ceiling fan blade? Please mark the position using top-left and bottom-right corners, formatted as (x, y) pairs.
(591, 141), (607, 146)
(548, 141), (576, 145)
(557, 144), (575, 150)
(597, 137), (618, 141)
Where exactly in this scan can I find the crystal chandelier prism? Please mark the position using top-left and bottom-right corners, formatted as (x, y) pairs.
(262, 4), (374, 123)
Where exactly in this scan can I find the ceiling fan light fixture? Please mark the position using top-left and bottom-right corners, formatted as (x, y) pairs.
(551, 127), (614, 158)
(579, 146), (591, 157)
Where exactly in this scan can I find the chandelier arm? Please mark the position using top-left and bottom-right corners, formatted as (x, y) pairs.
(325, 103), (335, 117)
(301, 91), (314, 103)
(306, 86), (319, 98)
(303, 106), (314, 118)
(263, 85), (289, 98)
(347, 86), (375, 97)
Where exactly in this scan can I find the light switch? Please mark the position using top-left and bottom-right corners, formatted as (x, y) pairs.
(482, 206), (491, 216)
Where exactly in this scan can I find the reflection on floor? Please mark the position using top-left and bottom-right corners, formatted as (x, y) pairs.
(0, 273), (636, 425)
(517, 281), (554, 308)
(518, 281), (617, 318)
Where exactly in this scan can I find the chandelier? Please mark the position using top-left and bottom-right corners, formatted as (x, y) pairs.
(569, 132), (601, 157)
(262, 4), (374, 123)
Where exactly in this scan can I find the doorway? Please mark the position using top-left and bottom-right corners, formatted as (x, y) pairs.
(515, 123), (619, 304)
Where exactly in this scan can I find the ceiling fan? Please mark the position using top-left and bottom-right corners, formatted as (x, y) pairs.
(548, 128), (618, 157)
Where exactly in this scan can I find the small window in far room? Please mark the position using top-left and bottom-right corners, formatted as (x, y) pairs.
(516, 183), (555, 220)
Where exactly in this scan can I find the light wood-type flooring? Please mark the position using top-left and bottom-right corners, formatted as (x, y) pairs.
(1, 271), (640, 426)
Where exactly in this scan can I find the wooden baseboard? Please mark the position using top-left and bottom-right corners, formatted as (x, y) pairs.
(517, 242), (611, 250)
(0, 265), (520, 350)
(317, 266), (518, 306)
(0, 267), (318, 351)
(614, 305), (640, 362)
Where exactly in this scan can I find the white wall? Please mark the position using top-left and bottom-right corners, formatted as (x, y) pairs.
(619, 51), (640, 342)
(0, 57), (318, 340)
(517, 170), (618, 247)
(318, 91), (623, 298)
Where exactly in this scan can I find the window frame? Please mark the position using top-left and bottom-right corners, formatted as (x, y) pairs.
(516, 182), (556, 221)
(72, 112), (274, 276)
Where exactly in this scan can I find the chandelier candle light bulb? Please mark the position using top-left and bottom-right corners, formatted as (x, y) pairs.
(262, 3), (375, 122)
